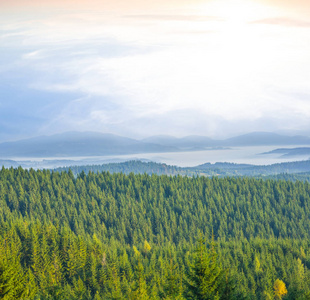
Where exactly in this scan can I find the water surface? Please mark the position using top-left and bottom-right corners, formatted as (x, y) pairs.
(8, 145), (310, 168)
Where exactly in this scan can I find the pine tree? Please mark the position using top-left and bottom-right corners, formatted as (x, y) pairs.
(163, 259), (184, 299)
(130, 258), (149, 300)
(185, 236), (223, 300)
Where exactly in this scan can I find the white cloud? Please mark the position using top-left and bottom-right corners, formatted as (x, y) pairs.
(1, 4), (310, 138)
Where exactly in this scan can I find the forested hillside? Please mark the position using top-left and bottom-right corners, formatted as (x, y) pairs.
(54, 159), (310, 179)
(1, 167), (310, 299)
(261, 172), (310, 182)
(54, 161), (186, 177)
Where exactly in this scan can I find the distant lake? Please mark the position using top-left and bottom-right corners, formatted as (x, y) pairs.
(9, 145), (310, 168)
(103, 146), (309, 167)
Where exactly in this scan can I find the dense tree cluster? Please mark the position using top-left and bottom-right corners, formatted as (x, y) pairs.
(54, 160), (310, 179)
(1, 166), (310, 298)
(54, 161), (187, 177)
(262, 172), (310, 182)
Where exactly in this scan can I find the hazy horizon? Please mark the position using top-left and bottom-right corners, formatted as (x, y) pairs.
(0, 130), (310, 144)
(1, 0), (310, 142)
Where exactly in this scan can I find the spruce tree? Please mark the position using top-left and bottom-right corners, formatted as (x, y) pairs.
(185, 236), (223, 300)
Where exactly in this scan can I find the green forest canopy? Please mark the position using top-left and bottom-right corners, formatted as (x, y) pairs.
(1, 166), (310, 299)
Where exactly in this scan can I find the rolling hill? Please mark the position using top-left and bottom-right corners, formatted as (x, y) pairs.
(0, 131), (310, 158)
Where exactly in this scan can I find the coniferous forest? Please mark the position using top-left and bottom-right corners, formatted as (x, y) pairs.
(54, 160), (310, 179)
(1, 166), (310, 299)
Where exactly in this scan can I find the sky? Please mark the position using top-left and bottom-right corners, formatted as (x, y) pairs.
(1, 0), (310, 141)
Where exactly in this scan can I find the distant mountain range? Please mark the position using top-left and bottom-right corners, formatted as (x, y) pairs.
(262, 147), (310, 157)
(0, 132), (177, 158)
(142, 132), (310, 148)
(0, 131), (310, 158)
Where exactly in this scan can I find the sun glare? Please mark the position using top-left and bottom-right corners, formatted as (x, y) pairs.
(197, 0), (274, 24)
(168, 0), (284, 117)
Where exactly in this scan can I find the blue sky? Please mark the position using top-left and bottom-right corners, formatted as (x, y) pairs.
(1, 0), (310, 142)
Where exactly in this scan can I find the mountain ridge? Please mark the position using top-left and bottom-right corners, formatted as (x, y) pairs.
(0, 131), (310, 158)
